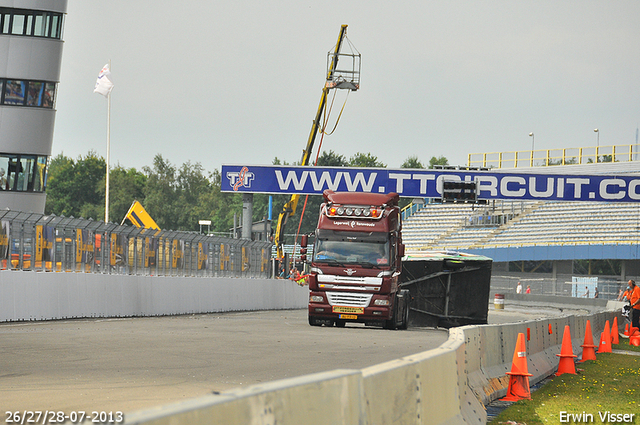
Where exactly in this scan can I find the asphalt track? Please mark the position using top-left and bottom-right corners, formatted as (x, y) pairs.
(0, 305), (568, 419)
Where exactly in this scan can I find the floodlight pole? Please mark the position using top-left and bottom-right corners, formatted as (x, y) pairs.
(529, 132), (534, 167)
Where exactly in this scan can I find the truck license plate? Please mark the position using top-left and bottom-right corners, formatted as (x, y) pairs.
(332, 306), (364, 314)
(339, 314), (358, 320)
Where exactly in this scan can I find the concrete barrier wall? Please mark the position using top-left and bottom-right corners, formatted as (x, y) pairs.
(121, 297), (619, 425)
(123, 370), (365, 425)
(0, 271), (309, 322)
(361, 339), (479, 425)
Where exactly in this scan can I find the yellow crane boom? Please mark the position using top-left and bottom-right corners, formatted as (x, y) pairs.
(274, 24), (355, 259)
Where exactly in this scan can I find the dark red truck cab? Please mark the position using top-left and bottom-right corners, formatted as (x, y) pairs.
(305, 190), (409, 329)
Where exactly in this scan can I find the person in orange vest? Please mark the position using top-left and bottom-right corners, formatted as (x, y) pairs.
(622, 285), (632, 302)
(629, 280), (640, 330)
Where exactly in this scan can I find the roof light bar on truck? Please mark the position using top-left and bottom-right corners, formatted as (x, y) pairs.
(326, 204), (382, 219)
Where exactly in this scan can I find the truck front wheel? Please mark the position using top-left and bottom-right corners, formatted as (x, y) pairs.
(384, 299), (399, 330)
(385, 290), (410, 330)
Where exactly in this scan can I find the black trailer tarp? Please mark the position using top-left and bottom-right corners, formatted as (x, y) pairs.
(400, 251), (493, 328)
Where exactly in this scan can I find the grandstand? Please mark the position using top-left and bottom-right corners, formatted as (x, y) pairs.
(403, 200), (640, 251)
(401, 198), (640, 299)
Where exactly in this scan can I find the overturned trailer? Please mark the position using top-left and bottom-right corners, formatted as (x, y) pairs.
(400, 251), (493, 328)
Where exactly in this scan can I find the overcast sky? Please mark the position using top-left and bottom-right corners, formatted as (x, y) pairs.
(52, 1), (640, 174)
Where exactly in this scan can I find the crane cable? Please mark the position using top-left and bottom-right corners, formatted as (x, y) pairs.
(292, 88), (349, 258)
(321, 89), (350, 135)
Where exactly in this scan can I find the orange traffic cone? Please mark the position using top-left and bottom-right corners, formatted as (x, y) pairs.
(548, 324), (553, 335)
(598, 320), (612, 353)
(503, 333), (532, 401)
(580, 320), (597, 362)
(632, 327), (640, 337)
(630, 335), (640, 347)
(611, 317), (620, 345)
(624, 323), (629, 337)
(556, 325), (577, 375)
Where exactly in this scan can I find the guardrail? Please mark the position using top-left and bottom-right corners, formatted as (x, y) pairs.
(0, 210), (271, 278)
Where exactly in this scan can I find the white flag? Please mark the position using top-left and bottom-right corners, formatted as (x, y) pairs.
(94, 63), (114, 97)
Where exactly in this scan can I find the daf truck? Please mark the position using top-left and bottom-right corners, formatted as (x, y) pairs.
(304, 190), (410, 329)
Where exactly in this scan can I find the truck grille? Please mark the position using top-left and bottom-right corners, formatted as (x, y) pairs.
(326, 292), (373, 307)
(318, 275), (382, 285)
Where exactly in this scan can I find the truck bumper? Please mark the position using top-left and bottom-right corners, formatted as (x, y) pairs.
(308, 302), (392, 324)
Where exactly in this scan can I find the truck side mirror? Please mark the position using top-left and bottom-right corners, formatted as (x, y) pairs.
(301, 234), (308, 248)
(398, 243), (405, 258)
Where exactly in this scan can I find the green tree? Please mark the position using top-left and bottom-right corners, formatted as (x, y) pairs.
(174, 161), (214, 231)
(45, 151), (106, 219)
(428, 155), (449, 169)
(349, 152), (386, 168)
(143, 154), (178, 229)
(45, 153), (75, 216)
(105, 165), (148, 224)
(401, 155), (425, 169)
(316, 150), (347, 167)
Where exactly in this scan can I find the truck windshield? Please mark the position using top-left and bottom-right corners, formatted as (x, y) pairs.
(313, 230), (390, 267)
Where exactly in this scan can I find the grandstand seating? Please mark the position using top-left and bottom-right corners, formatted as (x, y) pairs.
(402, 200), (640, 251)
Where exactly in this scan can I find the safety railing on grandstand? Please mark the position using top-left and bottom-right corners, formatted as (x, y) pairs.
(0, 210), (272, 278)
(468, 143), (639, 168)
(401, 201), (426, 221)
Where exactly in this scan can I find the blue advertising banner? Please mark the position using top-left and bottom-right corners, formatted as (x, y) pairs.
(221, 164), (640, 202)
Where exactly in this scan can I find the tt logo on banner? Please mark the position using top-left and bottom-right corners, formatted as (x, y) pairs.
(227, 166), (255, 191)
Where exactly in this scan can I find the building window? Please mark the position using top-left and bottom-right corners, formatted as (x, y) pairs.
(0, 79), (56, 108)
(43, 83), (55, 107)
(0, 8), (63, 39)
(34, 156), (47, 191)
(0, 154), (48, 192)
(4, 80), (25, 105)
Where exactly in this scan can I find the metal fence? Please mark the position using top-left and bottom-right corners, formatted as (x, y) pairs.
(490, 274), (633, 301)
(0, 210), (272, 278)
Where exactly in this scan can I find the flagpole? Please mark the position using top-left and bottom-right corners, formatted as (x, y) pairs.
(105, 59), (111, 223)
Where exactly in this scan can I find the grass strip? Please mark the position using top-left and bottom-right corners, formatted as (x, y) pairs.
(489, 343), (640, 424)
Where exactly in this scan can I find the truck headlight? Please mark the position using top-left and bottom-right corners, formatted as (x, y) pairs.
(310, 295), (324, 302)
(374, 299), (390, 306)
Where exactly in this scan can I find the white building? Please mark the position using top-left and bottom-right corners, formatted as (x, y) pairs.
(0, 0), (67, 213)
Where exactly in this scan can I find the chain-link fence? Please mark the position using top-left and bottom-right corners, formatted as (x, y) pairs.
(0, 210), (272, 278)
